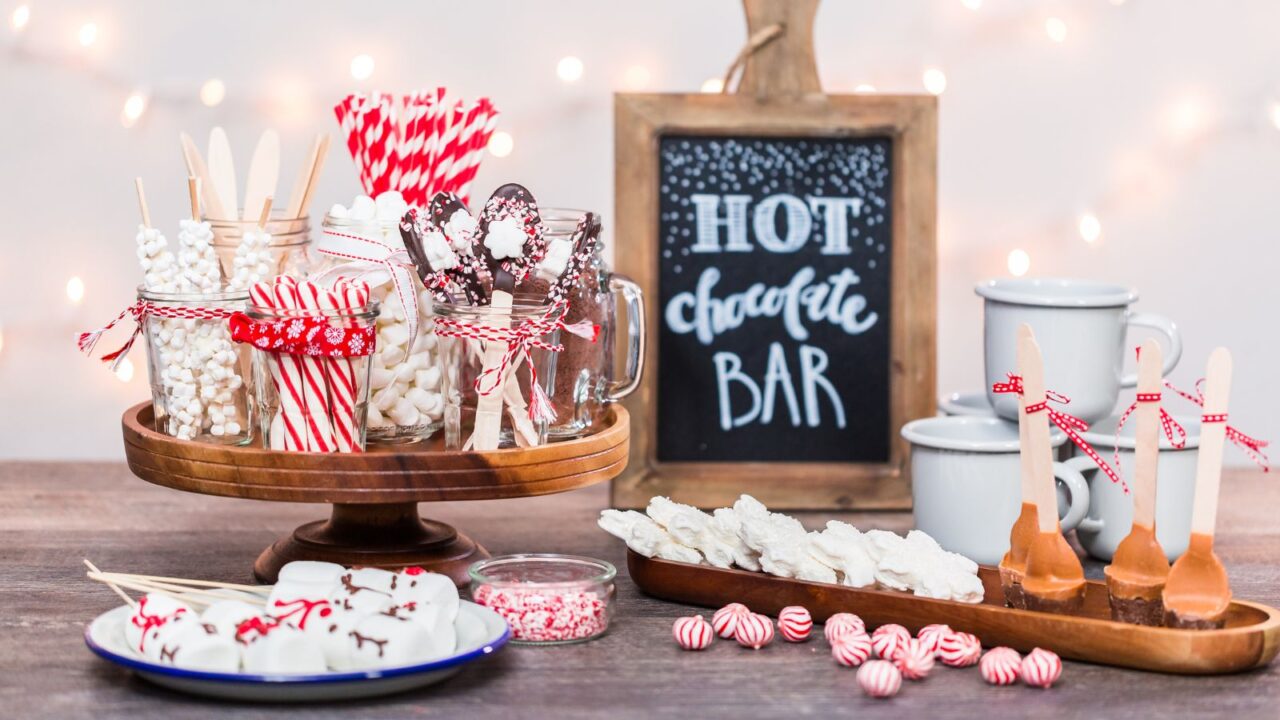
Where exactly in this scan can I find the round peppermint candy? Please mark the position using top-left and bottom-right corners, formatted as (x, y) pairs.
(672, 616), (714, 651)
(831, 632), (872, 668)
(712, 603), (750, 639)
(916, 623), (952, 656)
(734, 612), (775, 649)
(938, 630), (982, 668)
(871, 623), (911, 660)
(857, 660), (903, 699)
(1021, 647), (1063, 688)
(893, 638), (935, 680)
(823, 612), (866, 644)
(980, 647), (1022, 686)
(777, 606), (812, 642)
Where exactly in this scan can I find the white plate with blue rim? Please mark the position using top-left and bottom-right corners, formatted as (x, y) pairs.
(85, 601), (510, 702)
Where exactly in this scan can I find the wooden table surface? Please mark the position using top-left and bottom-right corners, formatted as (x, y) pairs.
(3, 462), (1278, 719)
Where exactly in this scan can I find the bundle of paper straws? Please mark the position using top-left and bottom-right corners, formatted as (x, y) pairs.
(334, 89), (498, 207)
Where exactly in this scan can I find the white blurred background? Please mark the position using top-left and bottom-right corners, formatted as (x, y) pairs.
(1, 0), (1277, 460)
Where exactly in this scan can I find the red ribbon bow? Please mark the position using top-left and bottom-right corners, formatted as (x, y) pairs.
(77, 300), (234, 370)
(434, 302), (599, 423)
(227, 312), (376, 357)
(1164, 378), (1269, 471)
(992, 373), (1130, 494)
(1112, 391), (1188, 473)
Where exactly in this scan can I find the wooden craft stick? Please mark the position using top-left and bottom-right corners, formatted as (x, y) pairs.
(187, 176), (201, 222)
(83, 560), (136, 609)
(295, 133), (331, 219)
(134, 177), (152, 229)
(257, 196), (274, 230)
(180, 132), (228, 220)
(1017, 327), (1058, 532)
(93, 571), (269, 594)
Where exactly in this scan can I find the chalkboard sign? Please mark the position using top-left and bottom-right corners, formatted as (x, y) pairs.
(656, 134), (894, 463)
(611, 1), (937, 510)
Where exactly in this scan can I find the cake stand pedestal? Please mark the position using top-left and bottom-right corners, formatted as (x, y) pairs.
(121, 402), (630, 585)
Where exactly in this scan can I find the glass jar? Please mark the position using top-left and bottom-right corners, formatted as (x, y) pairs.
(315, 214), (443, 444)
(140, 287), (253, 445)
(207, 214), (312, 280)
(469, 554), (616, 645)
(434, 297), (562, 450)
(244, 300), (379, 452)
(524, 209), (645, 439)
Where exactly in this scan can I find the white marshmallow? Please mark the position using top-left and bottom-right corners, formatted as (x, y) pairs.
(347, 613), (447, 669)
(153, 620), (241, 672)
(241, 624), (327, 674)
(349, 195), (378, 221)
(200, 600), (262, 638)
(126, 594), (194, 656)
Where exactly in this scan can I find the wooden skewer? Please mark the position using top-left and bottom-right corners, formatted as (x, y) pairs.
(295, 133), (330, 219)
(94, 572), (265, 602)
(285, 133), (321, 218)
(92, 570), (270, 594)
(257, 195), (274, 230)
(187, 176), (201, 221)
(83, 559), (136, 609)
(180, 132), (228, 220)
(134, 178), (152, 229)
(87, 573), (264, 608)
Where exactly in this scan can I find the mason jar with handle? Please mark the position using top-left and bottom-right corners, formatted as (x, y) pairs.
(524, 209), (645, 439)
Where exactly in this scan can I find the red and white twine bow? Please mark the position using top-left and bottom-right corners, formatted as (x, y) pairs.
(77, 301), (233, 370)
(1164, 378), (1270, 471)
(434, 302), (599, 423)
(1113, 391), (1188, 473)
(992, 373), (1130, 494)
(314, 228), (421, 342)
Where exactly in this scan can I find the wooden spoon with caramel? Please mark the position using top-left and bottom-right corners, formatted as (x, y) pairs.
(1018, 325), (1086, 615)
(1163, 348), (1233, 629)
(1104, 338), (1170, 625)
(998, 324), (1039, 610)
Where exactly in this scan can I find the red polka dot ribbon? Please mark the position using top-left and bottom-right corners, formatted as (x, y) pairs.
(992, 373), (1129, 494)
(1164, 378), (1269, 471)
(77, 300), (233, 371)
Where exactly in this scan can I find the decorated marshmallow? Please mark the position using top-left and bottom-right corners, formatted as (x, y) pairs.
(348, 612), (452, 670)
(711, 603), (750, 639)
(200, 599), (263, 638)
(823, 612), (865, 644)
(938, 630), (982, 668)
(391, 567), (460, 629)
(1020, 648), (1063, 689)
(734, 613), (774, 649)
(329, 567), (396, 612)
(126, 594), (194, 656)
(857, 660), (903, 699)
(893, 638), (935, 680)
(153, 619), (241, 672)
(981, 647), (1023, 686)
(317, 596), (396, 670)
(672, 616), (714, 651)
(241, 621), (327, 674)
(278, 560), (346, 586)
(832, 632), (872, 668)
(871, 624), (911, 660)
(777, 606), (812, 642)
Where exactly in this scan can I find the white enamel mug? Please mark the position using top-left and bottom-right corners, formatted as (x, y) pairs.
(902, 416), (1090, 566)
(1065, 414), (1201, 562)
(977, 278), (1182, 424)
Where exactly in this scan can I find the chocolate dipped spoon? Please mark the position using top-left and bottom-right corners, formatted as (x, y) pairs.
(398, 208), (457, 303)
(998, 349), (1038, 610)
(426, 192), (487, 305)
(1104, 339), (1171, 625)
(467, 183), (547, 451)
(1018, 324), (1087, 615)
(1162, 348), (1233, 629)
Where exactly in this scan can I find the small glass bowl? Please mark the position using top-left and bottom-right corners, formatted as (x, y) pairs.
(469, 554), (616, 645)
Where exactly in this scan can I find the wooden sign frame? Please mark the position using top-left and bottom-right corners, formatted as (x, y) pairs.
(611, 1), (937, 510)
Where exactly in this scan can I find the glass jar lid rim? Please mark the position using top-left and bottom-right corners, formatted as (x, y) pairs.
(468, 553), (617, 586)
(137, 286), (250, 301)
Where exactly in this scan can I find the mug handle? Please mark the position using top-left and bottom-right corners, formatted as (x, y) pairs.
(1052, 460), (1091, 532)
(1119, 313), (1181, 387)
(1061, 455), (1105, 533)
(606, 273), (646, 401)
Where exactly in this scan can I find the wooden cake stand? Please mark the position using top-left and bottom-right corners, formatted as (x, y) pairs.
(121, 402), (630, 585)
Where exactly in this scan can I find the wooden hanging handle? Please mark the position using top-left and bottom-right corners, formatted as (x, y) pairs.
(1017, 324), (1058, 533)
(1132, 339), (1163, 527)
(734, 0), (822, 99)
(1190, 348), (1232, 536)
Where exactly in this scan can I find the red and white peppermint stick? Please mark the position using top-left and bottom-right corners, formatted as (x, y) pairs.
(992, 373), (1129, 494)
(857, 660), (902, 699)
(777, 606), (812, 642)
(916, 623), (952, 656)
(711, 603), (749, 639)
(893, 638), (935, 680)
(672, 616), (714, 651)
(980, 647), (1022, 686)
(823, 612), (865, 644)
(871, 624), (911, 660)
(734, 613), (774, 649)
(1020, 647), (1063, 689)
(250, 281), (302, 451)
(313, 283), (357, 453)
(831, 632), (872, 668)
(938, 630), (982, 668)
(291, 279), (336, 452)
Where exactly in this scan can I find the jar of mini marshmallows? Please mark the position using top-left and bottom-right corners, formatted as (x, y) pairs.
(314, 191), (445, 442)
(139, 287), (254, 444)
(208, 214), (313, 281)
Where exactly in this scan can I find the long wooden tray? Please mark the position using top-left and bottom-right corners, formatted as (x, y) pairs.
(628, 551), (1280, 675)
